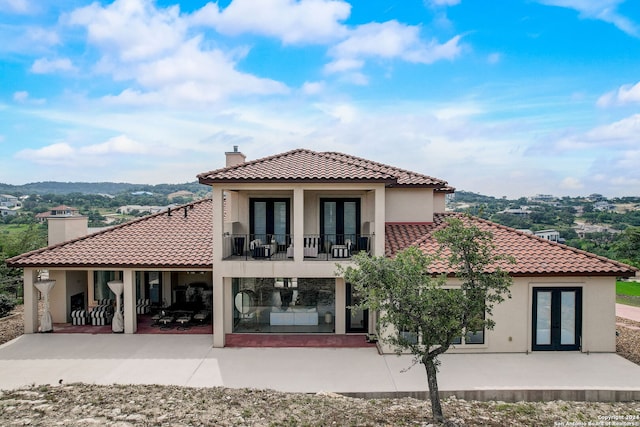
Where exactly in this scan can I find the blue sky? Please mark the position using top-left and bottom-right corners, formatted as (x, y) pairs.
(1, 0), (639, 198)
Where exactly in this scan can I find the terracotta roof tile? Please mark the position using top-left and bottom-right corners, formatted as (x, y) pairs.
(10, 204), (634, 277)
(385, 213), (637, 277)
(198, 148), (451, 189)
(7, 199), (213, 269)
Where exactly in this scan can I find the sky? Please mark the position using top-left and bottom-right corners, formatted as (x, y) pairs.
(1, 0), (639, 198)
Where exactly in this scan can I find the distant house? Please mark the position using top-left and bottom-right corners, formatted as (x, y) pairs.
(0, 206), (18, 217)
(167, 190), (195, 201)
(594, 201), (616, 212)
(499, 207), (531, 216)
(117, 205), (174, 215)
(528, 194), (556, 203)
(0, 194), (19, 208)
(7, 148), (637, 355)
(35, 205), (80, 223)
(534, 229), (561, 243)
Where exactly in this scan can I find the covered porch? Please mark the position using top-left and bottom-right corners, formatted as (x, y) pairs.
(21, 268), (214, 335)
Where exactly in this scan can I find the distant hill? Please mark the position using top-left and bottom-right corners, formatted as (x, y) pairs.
(0, 181), (209, 196)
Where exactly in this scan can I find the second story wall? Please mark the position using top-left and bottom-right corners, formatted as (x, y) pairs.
(434, 192), (446, 213)
(385, 188), (434, 223)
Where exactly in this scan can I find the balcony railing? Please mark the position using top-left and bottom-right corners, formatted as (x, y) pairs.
(221, 233), (374, 261)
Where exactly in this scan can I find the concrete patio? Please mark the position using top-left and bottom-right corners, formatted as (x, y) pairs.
(1, 334), (640, 402)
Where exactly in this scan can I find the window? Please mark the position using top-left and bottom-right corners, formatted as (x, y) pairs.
(250, 199), (290, 245)
(399, 288), (485, 345)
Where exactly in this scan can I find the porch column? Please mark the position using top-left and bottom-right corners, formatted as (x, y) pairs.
(123, 269), (137, 334)
(212, 186), (225, 347)
(293, 187), (304, 261)
(335, 278), (346, 335)
(374, 186), (385, 256)
(23, 268), (39, 334)
(213, 274), (225, 347)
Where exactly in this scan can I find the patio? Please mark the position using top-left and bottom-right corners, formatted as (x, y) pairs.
(1, 334), (640, 402)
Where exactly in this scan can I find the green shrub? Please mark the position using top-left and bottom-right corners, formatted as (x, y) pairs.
(0, 293), (17, 318)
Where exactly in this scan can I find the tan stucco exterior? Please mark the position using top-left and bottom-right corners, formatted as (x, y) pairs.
(47, 216), (88, 246)
(385, 188), (434, 223)
(377, 276), (616, 354)
(15, 150), (628, 356)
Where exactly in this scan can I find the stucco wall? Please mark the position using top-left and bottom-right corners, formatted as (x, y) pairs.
(377, 276), (616, 354)
(385, 188), (434, 223)
(433, 192), (446, 213)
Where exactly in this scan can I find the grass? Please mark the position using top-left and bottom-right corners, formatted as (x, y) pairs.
(617, 280), (640, 307)
(617, 280), (640, 297)
(0, 223), (31, 237)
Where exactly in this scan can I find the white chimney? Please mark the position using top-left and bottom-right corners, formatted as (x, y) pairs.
(225, 145), (246, 167)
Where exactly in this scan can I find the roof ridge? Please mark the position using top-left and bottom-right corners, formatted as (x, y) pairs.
(196, 148), (314, 179)
(6, 198), (212, 265)
(314, 150), (396, 179)
(321, 151), (448, 185)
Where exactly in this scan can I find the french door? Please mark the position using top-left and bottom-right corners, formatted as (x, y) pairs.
(532, 287), (582, 351)
(346, 283), (368, 333)
(250, 198), (290, 245)
(320, 198), (360, 247)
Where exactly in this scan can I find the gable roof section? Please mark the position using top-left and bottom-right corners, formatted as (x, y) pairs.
(386, 213), (637, 277)
(198, 148), (451, 189)
(7, 199), (213, 269)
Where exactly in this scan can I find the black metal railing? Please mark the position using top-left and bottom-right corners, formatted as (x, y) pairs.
(222, 233), (373, 261)
(222, 234), (292, 260)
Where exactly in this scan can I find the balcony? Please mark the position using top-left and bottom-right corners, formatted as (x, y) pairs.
(221, 234), (373, 261)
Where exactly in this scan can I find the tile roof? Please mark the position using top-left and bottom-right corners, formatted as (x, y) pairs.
(7, 199), (213, 269)
(385, 213), (638, 277)
(9, 204), (634, 277)
(198, 148), (451, 189)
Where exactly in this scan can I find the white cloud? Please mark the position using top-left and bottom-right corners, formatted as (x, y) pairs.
(536, 0), (639, 36)
(326, 21), (462, 76)
(0, 0), (32, 14)
(301, 81), (325, 95)
(66, 0), (289, 105)
(25, 27), (60, 46)
(30, 57), (76, 74)
(101, 37), (288, 106)
(428, 0), (461, 6)
(189, 0), (351, 45)
(80, 135), (148, 155)
(597, 81), (640, 107)
(487, 52), (501, 64)
(560, 176), (584, 190)
(13, 91), (45, 105)
(15, 135), (153, 167)
(13, 91), (29, 103)
(554, 114), (640, 150)
(68, 0), (186, 62)
(323, 58), (364, 74)
(16, 143), (75, 165)
(316, 102), (359, 123)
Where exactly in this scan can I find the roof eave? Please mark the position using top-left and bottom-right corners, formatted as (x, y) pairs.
(198, 177), (398, 186)
(7, 262), (213, 270)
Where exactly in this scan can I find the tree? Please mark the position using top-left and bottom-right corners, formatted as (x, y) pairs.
(338, 217), (513, 423)
(613, 227), (640, 268)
